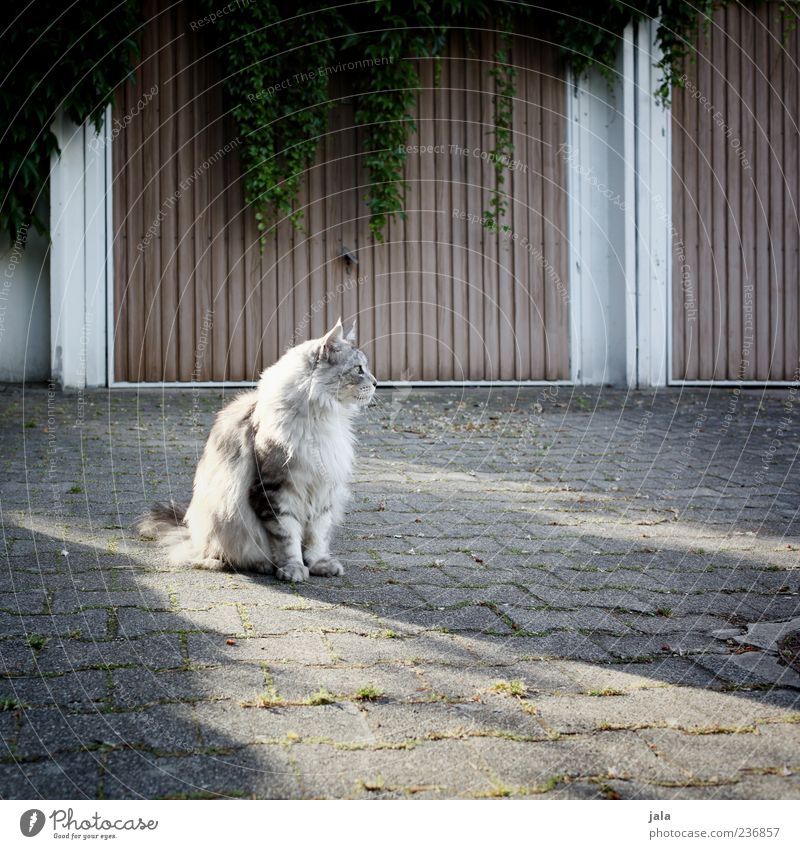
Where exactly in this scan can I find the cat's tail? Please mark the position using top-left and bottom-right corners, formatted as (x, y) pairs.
(135, 501), (195, 565)
(135, 501), (227, 569)
(135, 501), (188, 539)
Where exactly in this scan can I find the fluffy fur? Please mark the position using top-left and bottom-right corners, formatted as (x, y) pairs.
(136, 319), (376, 582)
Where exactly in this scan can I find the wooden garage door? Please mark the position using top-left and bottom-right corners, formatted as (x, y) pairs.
(672, 1), (800, 381)
(112, 1), (569, 382)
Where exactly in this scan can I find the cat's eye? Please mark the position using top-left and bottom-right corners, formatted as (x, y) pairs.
(356, 365), (364, 374)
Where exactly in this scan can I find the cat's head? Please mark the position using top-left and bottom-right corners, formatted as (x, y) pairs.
(311, 319), (377, 408)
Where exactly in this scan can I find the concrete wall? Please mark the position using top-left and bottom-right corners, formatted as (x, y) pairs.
(0, 211), (50, 383)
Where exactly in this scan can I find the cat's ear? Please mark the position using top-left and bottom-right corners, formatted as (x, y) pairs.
(319, 318), (344, 356)
(344, 319), (357, 346)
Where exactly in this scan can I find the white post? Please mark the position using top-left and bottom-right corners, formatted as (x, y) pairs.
(632, 19), (671, 387)
(49, 109), (109, 388)
(84, 107), (109, 388)
(50, 111), (86, 388)
(566, 26), (633, 385)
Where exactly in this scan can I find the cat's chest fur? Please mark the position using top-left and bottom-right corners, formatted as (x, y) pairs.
(252, 401), (355, 517)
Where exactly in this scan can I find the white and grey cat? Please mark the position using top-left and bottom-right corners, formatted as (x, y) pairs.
(136, 319), (376, 582)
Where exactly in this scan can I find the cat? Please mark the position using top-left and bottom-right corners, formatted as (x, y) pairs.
(136, 319), (376, 582)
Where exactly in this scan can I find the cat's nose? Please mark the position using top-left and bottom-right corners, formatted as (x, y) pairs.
(371, 379), (378, 388)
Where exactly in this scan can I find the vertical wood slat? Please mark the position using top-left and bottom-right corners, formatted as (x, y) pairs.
(673, 0), (800, 381)
(511, 34), (529, 381)
(481, 31), (500, 382)
(711, 14), (727, 380)
(158, 7), (178, 382)
(112, 73), (128, 382)
(465, 39), (485, 380)
(419, 58), (439, 380)
(140, 0), (162, 380)
(450, 33), (469, 380)
(768, 0), (784, 380)
(696, 26), (713, 380)
(528, 38), (547, 379)
(175, 1), (195, 382)
(684, 35), (700, 380)
(436, 51), (454, 381)
(725, 3), (742, 381)
(192, 25), (213, 383)
(754, 7), (770, 380)
(114, 6), (569, 382)
(784, 13), (799, 380)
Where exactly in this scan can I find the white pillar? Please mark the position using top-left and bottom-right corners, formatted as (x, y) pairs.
(631, 18), (671, 388)
(567, 26), (633, 385)
(567, 20), (671, 387)
(49, 107), (110, 388)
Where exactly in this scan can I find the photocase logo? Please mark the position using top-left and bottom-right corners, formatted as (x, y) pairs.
(20, 809), (45, 837)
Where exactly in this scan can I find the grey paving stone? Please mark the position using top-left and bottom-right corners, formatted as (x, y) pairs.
(186, 633), (333, 666)
(101, 747), (301, 799)
(116, 607), (242, 637)
(290, 739), (494, 798)
(111, 665), (265, 709)
(469, 732), (686, 787)
(267, 663), (426, 703)
(0, 611), (107, 639)
(0, 752), (101, 799)
(1, 671), (109, 708)
(640, 725), (800, 782)
(244, 604), (383, 636)
(195, 700), (375, 747)
(15, 704), (201, 759)
(361, 696), (548, 742)
(36, 635), (185, 673)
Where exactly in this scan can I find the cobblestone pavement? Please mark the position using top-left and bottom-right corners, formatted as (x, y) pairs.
(1, 384), (799, 800)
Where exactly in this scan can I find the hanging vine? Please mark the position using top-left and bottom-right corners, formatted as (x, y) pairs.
(201, 0), (748, 243)
(5, 1), (795, 248)
(0, 0), (140, 244)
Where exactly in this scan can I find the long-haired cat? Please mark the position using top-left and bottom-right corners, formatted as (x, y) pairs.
(136, 319), (376, 582)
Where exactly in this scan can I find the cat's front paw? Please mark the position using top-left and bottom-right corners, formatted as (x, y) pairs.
(274, 560), (309, 583)
(308, 557), (344, 577)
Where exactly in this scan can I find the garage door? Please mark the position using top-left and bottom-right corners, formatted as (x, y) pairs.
(672, 1), (800, 382)
(112, 0), (569, 382)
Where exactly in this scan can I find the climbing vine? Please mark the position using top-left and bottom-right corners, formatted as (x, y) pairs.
(0, 1), (140, 244)
(4, 2), (796, 248)
(202, 0), (747, 243)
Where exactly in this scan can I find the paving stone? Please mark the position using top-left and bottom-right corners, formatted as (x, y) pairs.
(361, 697), (548, 742)
(15, 704), (201, 758)
(111, 665), (265, 709)
(469, 732), (686, 787)
(101, 747), (301, 799)
(267, 664), (426, 703)
(290, 739), (494, 798)
(36, 635), (184, 673)
(0, 752), (101, 798)
(186, 633), (333, 665)
(116, 607), (242, 637)
(640, 725), (800, 782)
(243, 605), (383, 636)
(536, 686), (800, 734)
(0, 611), (107, 639)
(194, 700), (375, 747)
(1, 671), (109, 708)
(325, 632), (477, 665)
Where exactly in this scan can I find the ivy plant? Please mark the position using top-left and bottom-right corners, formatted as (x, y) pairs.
(4, 1), (794, 249)
(202, 0), (749, 243)
(0, 0), (140, 244)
